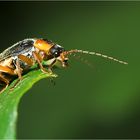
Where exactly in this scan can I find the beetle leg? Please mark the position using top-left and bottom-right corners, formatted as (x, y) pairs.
(10, 79), (20, 91)
(32, 51), (51, 74)
(0, 75), (9, 85)
(0, 64), (21, 92)
(10, 58), (23, 90)
(48, 59), (56, 73)
(0, 84), (8, 93)
(0, 74), (10, 93)
(46, 59), (57, 85)
(15, 58), (22, 80)
(11, 55), (34, 90)
(0, 65), (15, 75)
(18, 54), (33, 66)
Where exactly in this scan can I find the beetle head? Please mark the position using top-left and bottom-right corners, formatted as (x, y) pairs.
(49, 44), (68, 67)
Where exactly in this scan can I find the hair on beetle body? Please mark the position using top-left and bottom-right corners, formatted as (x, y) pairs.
(0, 38), (128, 93)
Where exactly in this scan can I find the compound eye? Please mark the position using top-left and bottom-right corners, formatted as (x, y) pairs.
(49, 47), (59, 57)
(54, 52), (59, 57)
(49, 44), (64, 57)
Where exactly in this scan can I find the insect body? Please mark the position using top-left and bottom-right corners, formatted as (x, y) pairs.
(0, 38), (128, 93)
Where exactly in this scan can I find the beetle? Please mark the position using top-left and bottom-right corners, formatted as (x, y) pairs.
(0, 38), (128, 93)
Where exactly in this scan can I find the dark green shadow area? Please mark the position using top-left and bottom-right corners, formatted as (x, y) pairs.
(0, 1), (140, 139)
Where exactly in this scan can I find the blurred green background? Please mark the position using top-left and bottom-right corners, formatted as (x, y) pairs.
(0, 1), (140, 139)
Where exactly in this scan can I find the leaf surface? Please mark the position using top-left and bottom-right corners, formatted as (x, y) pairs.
(0, 69), (57, 139)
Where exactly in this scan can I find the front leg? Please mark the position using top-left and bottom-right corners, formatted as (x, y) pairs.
(47, 59), (56, 73)
(32, 51), (51, 74)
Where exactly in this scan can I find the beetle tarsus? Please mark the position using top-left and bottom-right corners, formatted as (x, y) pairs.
(10, 78), (21, 91)
(0, 84), (9, 94)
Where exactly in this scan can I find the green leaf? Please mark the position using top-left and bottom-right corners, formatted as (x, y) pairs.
(0, 69), (57, 139)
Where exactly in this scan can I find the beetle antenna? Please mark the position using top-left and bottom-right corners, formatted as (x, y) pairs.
(65, 49), (128, 65)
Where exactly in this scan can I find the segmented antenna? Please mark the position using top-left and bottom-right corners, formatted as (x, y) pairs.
(65, 49), (128, 65)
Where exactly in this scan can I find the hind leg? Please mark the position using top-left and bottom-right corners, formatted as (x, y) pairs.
(0, 74), (10, 93)
(10, 58), (23, 90)
(0, 65), (16, 93)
